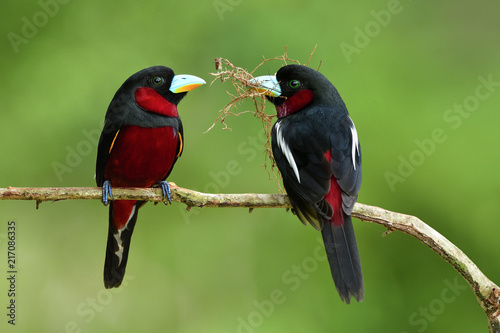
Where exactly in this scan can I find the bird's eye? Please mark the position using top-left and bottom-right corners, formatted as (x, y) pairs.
(151, 76), (165, 86)
(288, 80), (301, 89)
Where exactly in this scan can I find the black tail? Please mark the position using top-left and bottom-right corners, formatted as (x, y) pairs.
(321, 214), (364, 303)
(104, 201), (140, 288)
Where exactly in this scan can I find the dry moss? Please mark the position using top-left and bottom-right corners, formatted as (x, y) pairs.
(208, 46), (320, 191)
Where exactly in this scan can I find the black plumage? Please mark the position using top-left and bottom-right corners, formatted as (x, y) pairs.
(259, 64), (363, 303)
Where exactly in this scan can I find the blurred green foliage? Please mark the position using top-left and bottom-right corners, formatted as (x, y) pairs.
(1, 0), (499, 332)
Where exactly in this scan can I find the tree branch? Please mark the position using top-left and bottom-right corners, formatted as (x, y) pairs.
(0, 184), (290, 208)
(1, 185), (499, 331)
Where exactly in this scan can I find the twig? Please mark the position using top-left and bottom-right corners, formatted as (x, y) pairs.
(1, 185), (499, 331)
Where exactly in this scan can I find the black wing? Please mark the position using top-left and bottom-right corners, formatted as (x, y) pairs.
(95, 119), (121, 187)
(271, 112), (361, 226)
(272, 120), (332, 230)
(329, 115), (362, 215)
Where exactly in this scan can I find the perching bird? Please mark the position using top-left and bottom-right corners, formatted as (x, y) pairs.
(254, 65), (363, 303)
(95, 66), (205, 288)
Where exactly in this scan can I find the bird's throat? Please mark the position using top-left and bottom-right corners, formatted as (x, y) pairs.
(135, 87), (179, 117)
(276, 89), (314, 118)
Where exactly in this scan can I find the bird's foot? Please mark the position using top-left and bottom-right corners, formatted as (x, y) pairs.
(102, 180), (113, 206)
(158, 181), (171, 204)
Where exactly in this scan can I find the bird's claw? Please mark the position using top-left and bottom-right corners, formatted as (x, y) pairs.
(158, 181), (171, 204)
(102, 180), (113, 206)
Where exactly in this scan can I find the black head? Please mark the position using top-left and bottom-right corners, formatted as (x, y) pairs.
(255, 64), (346, 118)
(118, 66), (184, 106)
(275, 64), (343, 106)
(105, 66), (205, 127)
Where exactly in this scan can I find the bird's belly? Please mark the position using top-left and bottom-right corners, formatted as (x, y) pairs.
(104, 125), (179, 187)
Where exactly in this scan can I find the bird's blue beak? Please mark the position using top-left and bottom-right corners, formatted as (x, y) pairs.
(169, 74), (206, 93)
(250, 75), (281, 97)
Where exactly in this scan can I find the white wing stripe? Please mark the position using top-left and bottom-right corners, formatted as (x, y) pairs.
(276, 122), (301, 183)
(349, 118), (360, 170)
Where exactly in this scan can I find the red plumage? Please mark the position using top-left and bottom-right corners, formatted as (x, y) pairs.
(323, 151), (344, 227)
(95, 66), (204, 288)
(134, 87), (179, 117)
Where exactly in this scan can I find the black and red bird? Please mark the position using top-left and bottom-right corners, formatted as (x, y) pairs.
(95, 66), (205, 288)
(254, 65), (363, 303)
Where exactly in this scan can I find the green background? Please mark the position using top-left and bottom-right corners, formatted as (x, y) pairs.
(1, 0), (499, 332)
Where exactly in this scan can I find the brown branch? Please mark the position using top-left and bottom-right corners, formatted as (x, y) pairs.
(351, 204), (500, 332)
(1, 185), (499, 331)
(0, 185), (290, 208)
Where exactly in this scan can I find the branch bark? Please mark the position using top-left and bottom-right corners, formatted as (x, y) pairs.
(1, 185), (499, 331)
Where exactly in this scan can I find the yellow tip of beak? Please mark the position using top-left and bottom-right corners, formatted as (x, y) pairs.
(251, 87), (277, 97)
(172, 83), (204, 93)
